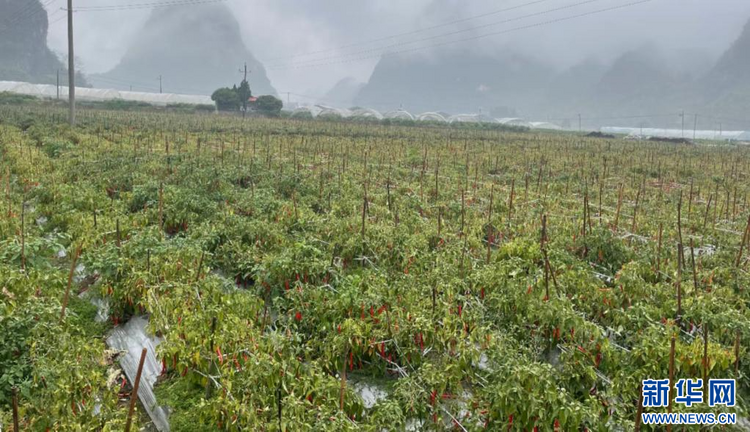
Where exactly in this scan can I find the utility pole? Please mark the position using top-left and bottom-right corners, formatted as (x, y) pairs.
(578, 113), (582, 133)
(693, 114), (698, 140)
(680, 110), (685, 138)
(158, 75), (162, 93)
(56, 69), (60, 100)
(238, 63), (250, 118)
(286, 91), (290, 105)
(67, 0), (75, 126)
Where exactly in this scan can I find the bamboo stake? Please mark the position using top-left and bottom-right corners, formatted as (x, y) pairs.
(125, 348), (148, 432)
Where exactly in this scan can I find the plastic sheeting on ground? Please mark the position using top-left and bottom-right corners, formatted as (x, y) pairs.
(107, 316), (170, 431)
(601, 127), (750, 141)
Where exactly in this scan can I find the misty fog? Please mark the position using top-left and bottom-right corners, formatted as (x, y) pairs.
(42, 0), (749, 95)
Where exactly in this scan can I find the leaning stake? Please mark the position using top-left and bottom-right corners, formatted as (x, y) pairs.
(60, 245), (82, 322)
(12, 386), (19, 432)
(125, 348), (148, 432)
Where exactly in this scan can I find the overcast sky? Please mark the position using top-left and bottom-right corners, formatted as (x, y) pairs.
(45, 0), (750, 97)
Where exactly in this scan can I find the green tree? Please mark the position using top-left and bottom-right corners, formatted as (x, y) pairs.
(237, 80), (252, 113)
(211, 87), (240, 112)
(254, 95), (283, 117)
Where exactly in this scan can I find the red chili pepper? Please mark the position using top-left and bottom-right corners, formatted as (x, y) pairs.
(295, 311), (302, 321)
(285, 280), (290, 290)
(554, 419), (561, 432)
(349, 351), (354, 371)
(216, 346), (224, 364)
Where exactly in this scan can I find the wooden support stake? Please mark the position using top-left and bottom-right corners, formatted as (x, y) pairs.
(486, 184), (494, 264)
(507, 178), (514, 228)
(12, 386), (19, 432)
(125, 348), (148, 432)
(613, 184), (623, 231)
(736, 213), (750, 267)
(339, 350), (348, 412)
(60, 245), (82, 322)
(205, 317), (217, 399)
(20, 201), (25, 271)
(702, 323), (709, 394)
(656, 223), (663, 278)
(634, 383), (644, 432)
(690, 238), (698, 294)
(735, 331), (741, 378)
(676, 243), (682, 323)
(195, 250), (205, 283)
(158, 182), (164, 235)
(666, 335), (676, 432)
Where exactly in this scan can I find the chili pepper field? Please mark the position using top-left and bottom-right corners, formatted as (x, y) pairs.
(0, 106), (748, 431)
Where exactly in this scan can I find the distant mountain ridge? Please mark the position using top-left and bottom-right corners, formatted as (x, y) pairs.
(354, 49), (555, 114)
(91, 3), (275, 96)
(355, 17), (750, 129)
(0, 0), (84, 85)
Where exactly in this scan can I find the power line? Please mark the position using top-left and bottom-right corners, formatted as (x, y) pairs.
(266, 0), (654, 71)
(0, 0), (60, 36)
(1, 0), (56, 26)
(263, 0), (554, 62)
(267, 0), (605, 68)
(70, 0), (227, 12)
(49, 13), (67, 26)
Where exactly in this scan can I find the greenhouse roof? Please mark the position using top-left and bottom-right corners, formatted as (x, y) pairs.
(0, 80), (213, 106)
